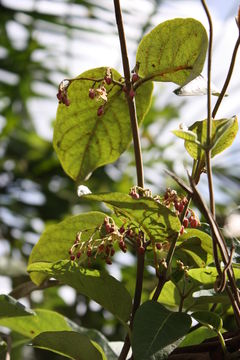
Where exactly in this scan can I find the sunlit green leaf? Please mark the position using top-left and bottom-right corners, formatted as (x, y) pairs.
(0, 309), (71, 339)
(28, 260), (132, 323)
(132, 301), (191, 360)
(54, 67), (153, 181)
(172, 129), (199, 142)
(184, 117), (238, 160)
(32, 331), (106, 360)
(84, 192), (181, 243)
(136, 18), (208, 85)
(28, 211), (107, 285)
(152, 266), (235, 310)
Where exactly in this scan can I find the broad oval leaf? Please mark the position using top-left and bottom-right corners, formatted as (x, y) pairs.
(83, 192), (181, 243)
(28, 260), (132, 324)
(32, 331), (105, 360)
(0, 307), (117, 360)
(0, 309), (71, 339)
(54, 67), (153, 181)
(0, 294), (34, 318)
(136, 18), (208, 85)
(191, 311), (223, 332)
(184, 116), (238, 160)
(28, 211), (107, 285)
(132, 301), (191, 360)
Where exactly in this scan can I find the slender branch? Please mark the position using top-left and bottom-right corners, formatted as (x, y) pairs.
(9, 279), (59, 300)
(63, 76), (124, 88)
(114, 0), (144, 188)
(212, 36), (240, 119)
(133, 65), (193, 90)
(201, 0), (215, 218)
(114, 1), (145, 358)
(0, 333), (11, 360)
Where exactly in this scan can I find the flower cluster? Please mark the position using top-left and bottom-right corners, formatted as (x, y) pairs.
(88, 68), (112, 117)
(163, 188), (200, 235)
(129, 186), (152, 199)
(57, 79), (71, 106)
(68, 217), (145, 266)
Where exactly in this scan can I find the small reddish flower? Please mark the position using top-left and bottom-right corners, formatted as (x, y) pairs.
(97, 105), (104, 117)
(132, 73), (139, 83)
(183, 218), (189, 228)
(89, 88), (95, 99)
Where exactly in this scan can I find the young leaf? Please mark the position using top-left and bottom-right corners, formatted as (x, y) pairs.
(212, 116), (238, 157)
(136, 18), (208, 85)
(172, 129), (199, 143)
(132, 301), (191, 360)
(54, 67), (153, 181)
(83, 192), (181, 243)
(28, 211), (107, 285)
(0, 294), (35, 318)
(173, 74), (223, 96)
(184, 116), (238, 161)
(28, 260), (132, 323)
(32, 331), (106, 360)
(191, 311), (223, 332)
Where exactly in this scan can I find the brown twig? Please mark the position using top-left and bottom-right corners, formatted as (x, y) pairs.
(9, 279), (59, 300)
(212, 36), (240, 119)
(113, 1), (145, 358)
(0, 333), (11, 360)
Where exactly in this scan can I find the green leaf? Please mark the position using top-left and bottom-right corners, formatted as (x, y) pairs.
(212, 116), (238, 157)
(132, 301), (191, 360)
(28, 211), (107, 285)
(32, 331), (105, 360)
(192, 311), (223, 331)
(136, 18), (208, 85)
(0, 294), (34, 318)
(0, 309), (71, 339)
(184, 117), (238, 160)
(179, 326), (216, 347)
(84, 192), (181, 243)
(187, 267), (219, 285)
(0, 306), (116, 359)
(69, 323), (117, 360)
(172, 129), (199, 143)
(175, 228), (214, 267)
(54, 67), (153, 181)
(28, 260), (132, 323)
(153, 267), (232, 311)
